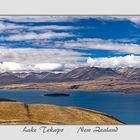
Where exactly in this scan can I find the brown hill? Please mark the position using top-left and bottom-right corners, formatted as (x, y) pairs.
(0, 102), (123, 124)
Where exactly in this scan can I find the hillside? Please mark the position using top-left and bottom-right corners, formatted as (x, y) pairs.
(0, 102), (123, 124)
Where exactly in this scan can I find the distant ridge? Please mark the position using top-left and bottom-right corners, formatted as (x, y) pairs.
(0, 67), (140, 85)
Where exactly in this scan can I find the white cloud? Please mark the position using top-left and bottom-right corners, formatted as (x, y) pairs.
(0, 62), (64, 73)
(0, 22), (23, 31)
(0, 62), (24, 72)
(101, 16), (140, 25)
(87, 55), (140, 68)
(61, 38), (140, 54)
(0, 32), (74, 41)
(0, 47), (86, 72)
(0, 21), (77, 33)
(34, 63), (64, 71)
(0, 20), (77, 38)
(0, 16), (89, 23)
(1, 54), (140, 72)
(29, 25), (76, 31)
(1, 16), (140, 25)
(0, 48), (84, 63)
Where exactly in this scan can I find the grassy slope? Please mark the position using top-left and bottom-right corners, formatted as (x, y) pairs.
(0, 102), (123, 124)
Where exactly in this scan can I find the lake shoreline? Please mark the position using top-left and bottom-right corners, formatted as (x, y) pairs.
(0, 86), (139, 94)
(0, 80), (140, 94)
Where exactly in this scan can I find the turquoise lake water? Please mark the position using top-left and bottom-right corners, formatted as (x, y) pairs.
(0, 89), (140, 124)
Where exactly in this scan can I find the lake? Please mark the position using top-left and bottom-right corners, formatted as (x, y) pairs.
(0, 89), (140, 124)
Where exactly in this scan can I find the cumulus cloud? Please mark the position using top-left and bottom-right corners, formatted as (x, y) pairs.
(0, 62), (64, 73)
(1, 54), (140, 73)
(0, 47), (87, 72)
(87, 55), (140, 68)
(34, 63), (64, 71)
(0, 62), (24, 72)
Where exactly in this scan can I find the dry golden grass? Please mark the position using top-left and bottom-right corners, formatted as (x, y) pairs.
(0, 102), (28, 121)
(0, 102), (123, 124)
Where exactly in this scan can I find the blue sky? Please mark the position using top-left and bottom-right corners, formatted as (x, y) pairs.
(1, 16), (140, 72)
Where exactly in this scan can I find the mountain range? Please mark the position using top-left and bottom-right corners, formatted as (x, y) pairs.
(0, 67), (140, 85)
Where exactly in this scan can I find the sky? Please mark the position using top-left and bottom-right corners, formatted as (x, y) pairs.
(1, 16), (140, 72)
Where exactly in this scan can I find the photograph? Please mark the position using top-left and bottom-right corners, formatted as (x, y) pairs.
(0, 16), (140, 125)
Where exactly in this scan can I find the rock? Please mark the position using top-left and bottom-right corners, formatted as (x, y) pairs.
(69, 85), (80, 89)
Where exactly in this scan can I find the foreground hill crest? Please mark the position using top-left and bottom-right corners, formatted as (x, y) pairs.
(0, 102), (123, 124)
